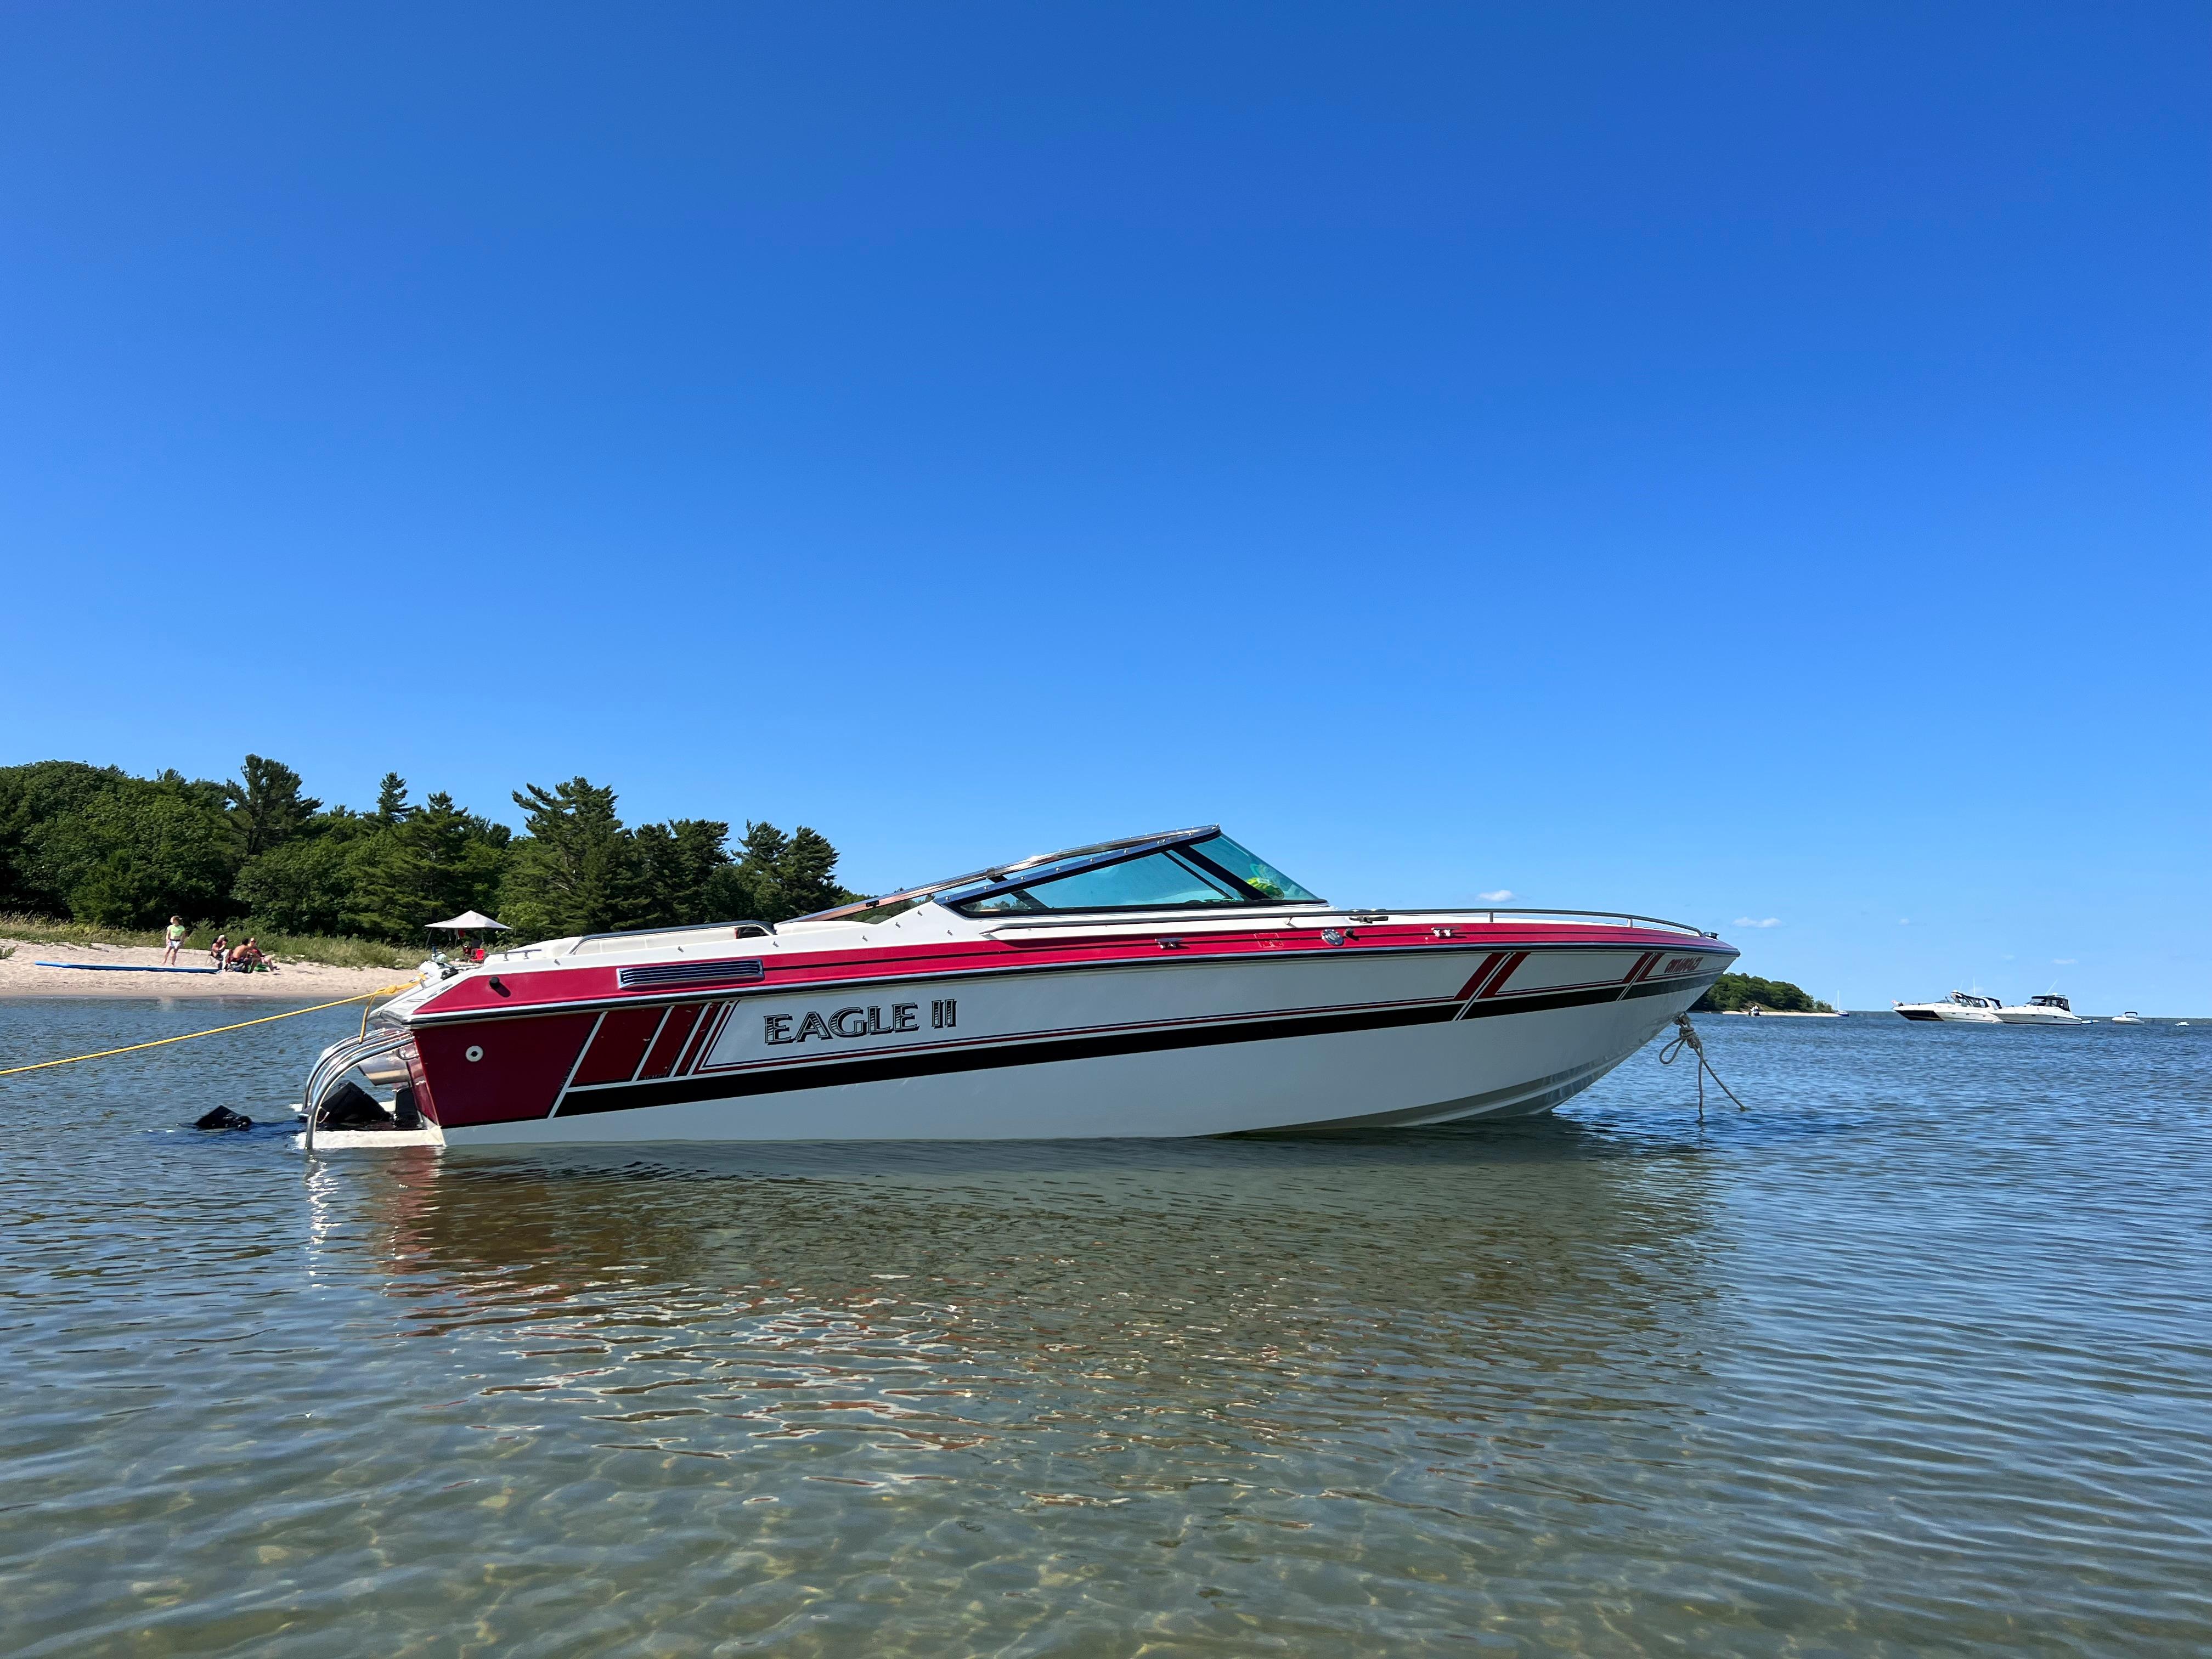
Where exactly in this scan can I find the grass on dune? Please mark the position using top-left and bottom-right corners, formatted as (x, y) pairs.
(0, 913), (420, 970)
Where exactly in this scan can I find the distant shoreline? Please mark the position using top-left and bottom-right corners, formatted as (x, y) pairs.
(1, 938), (413, 1000)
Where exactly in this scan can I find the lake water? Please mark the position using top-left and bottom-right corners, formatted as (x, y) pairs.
(2, 998), (2208, 1656)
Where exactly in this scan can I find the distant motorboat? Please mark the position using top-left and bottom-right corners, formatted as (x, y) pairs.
(2110, 1011), (2143, 1024)
(1996, 994), (2087, 1026)
(1894, 991), (2002, 1024)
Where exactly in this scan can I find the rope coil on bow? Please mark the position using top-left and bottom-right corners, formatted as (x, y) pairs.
(1657, 1013), (1747, 1123)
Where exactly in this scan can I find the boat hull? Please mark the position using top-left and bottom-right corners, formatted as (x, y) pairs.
(402, 940), (1730, 1145)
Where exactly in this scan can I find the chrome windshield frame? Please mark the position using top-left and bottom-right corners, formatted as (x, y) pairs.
(791, 825), (1233, 923)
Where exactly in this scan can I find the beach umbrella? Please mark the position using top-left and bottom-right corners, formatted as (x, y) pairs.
(425, 911), (510, 931)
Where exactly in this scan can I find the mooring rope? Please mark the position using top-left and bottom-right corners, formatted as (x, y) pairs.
(0, 983), (416, 1077)
(1657, 1012), (1748, 1124)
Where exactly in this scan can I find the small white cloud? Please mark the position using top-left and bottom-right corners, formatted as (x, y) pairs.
(1733, 916), (1782, 929)
(1477, 889), (1514, 902)
(2052, 958), (2076, 966)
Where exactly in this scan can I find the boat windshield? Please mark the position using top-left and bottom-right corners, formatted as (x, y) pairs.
(787, 827), (1326, 924)
(945, 833), (1322, 917)
(1186, 834), (1318, 902)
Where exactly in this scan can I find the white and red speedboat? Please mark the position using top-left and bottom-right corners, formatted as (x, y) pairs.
(302, 828), (1738, 1147)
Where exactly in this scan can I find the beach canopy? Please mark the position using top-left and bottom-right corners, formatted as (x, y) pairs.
(426, 910), (510, 931)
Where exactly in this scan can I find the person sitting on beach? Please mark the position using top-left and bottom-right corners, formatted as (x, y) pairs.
(163, 916), (186, 967)
(231, 938), (266, 973)
(209, 933), (231, 971)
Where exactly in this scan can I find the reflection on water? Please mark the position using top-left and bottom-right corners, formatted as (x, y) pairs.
(3, 998), (2209, 1655)
(366, 1127), (1720, 1475)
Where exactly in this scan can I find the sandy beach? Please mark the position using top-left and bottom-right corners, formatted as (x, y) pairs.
(0, 938), (419, 1000)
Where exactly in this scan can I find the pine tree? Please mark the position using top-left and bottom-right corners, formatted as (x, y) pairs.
(375, 772), (411, 823)
(709, 821), (856, 923)
(225, 755), (321, 860)
(634, 818), (731, 927)
(342, 789), (511, 939)
(498, 777), (645, 941)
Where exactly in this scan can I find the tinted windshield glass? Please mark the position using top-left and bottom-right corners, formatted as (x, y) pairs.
(1184, 835), (1321, 902)
(963, 850), (1246, 913)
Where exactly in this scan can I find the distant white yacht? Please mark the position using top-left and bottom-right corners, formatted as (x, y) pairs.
(1996, 994), (2087, 1026)
(2110, 1011), (2143, 1025)
(1894, 991), (2002, 1024)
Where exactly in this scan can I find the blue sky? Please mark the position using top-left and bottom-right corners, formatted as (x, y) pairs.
(3, 3), (2205, 1011)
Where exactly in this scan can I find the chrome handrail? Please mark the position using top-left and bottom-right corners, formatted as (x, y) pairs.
(1369, 907), (1717, 938)
(566, 918), (776, 953)
(983, 906), (1716, 938)
(302, 1027), (416, 1154)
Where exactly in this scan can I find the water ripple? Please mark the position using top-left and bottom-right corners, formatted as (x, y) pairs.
(1, 1001), (2207, 1654)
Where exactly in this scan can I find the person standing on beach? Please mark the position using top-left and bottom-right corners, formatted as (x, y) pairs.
(163, 916), (186, 966)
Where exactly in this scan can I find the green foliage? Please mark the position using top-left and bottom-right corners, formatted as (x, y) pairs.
(31, 780), (240, 928)
(710, 822), (857, 924)
(375, 772), (411, 822)
(0, 760), (134, 913)
(234, 836), (356, 935)
(499, 777), (648, 941)
(634, 818), (733, 928)
(498, 786), (857, 941)
(1694, 973), (1834, 1014)
(224, 754), (320, 859)
(0, 757), (854, 949)
(345, 792), (510, 937)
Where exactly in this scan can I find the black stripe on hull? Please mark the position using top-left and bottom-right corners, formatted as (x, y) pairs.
(551, 972), (1719, 1120)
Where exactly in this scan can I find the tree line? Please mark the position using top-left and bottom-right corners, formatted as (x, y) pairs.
(1692, 972), (1834, 1014)
(0, 758), (856, 944)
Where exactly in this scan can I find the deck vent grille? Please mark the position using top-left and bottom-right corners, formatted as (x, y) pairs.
(617, 958), (765, 991)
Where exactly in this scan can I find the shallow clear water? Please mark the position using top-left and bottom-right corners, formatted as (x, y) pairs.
(2, 998), (2208, 1656)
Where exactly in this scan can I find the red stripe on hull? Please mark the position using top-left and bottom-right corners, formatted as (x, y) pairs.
(1453, 951), (1508, 1001)
(1480, 951), (1530, 997)
(571, 1006), (666, 1086)
(675, 1003), (727, 1075)
(416, 926), (1732, 1022)
(639, 1003), (703, 1079)
(414, 1012), (599, 1128)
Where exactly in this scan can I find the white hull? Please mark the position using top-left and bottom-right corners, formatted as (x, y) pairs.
(439, 984), (1700, 1146)
(1995, 1009), (2087, 1025)
(303, 826), (1737, 1152)
(1895, 992), (2003, 1024)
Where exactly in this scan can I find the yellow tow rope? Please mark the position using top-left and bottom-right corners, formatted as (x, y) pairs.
(0, 983), (417, 1078)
